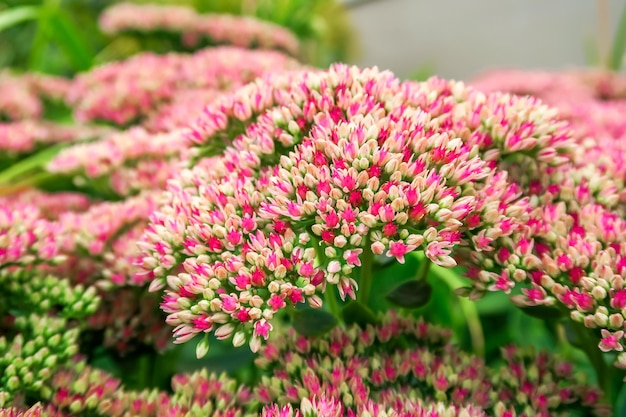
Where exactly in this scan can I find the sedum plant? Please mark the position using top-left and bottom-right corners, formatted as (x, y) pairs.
(1, 3), (626, 416)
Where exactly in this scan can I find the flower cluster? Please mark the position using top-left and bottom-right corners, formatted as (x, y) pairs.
(0, 120), (111, 163)
(140, 64), (583, 353)
(144, 88), (222, 132)
(471, 69), (626, 204)
(0, 269), (99, 406)
(464, 68), (626, 364)
(67, 47), (301, 125)
(0, 203), (64, 269)
(0, 314), (609, 416)
(57, 200), (176, 353)
(0, 190), (90, 220)
(99, 3), (299, 56)
(0, 71), (70, 121)
(27, 362), (249, 416)
(47, 127), (188, 197)
(261, 399), (488, 417)
(254, 312), (608, 416)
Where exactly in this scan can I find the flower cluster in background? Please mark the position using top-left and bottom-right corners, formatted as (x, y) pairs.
(0, 121), (111, 165)
(469, 68), (626, 374)
(0, 315), (609, 416)
(99, 2), (300, 56)
(0, 71), (70, 121)
(67, 47), (302, 126)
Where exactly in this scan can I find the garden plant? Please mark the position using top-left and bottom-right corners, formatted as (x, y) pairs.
(1, 1), (626, 416)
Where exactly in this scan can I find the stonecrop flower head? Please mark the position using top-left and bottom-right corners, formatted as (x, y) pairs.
(0, 269), (99, 406)
(260, 398), (489, 417)
(464, 68), (626, 366)
(0, 190), (90, 221)
(471, 69), (626, 205)
(99, 2), (300, 56)
(1, 314), (607, 416)
(253, 312), (609, 417)
(144, 88), (223, 132)
(47, 127), (188, 197)
(139, 63), (591, 355)
(0, 71), (70, 122)
(67, 46), (301, 126)
(0, 121), (111, 167)
(0, 203), (64, 270)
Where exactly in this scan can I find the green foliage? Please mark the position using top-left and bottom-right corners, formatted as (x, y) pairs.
(0, 5), (39, 32)
(611, 2), (626, 70)
(385, 279), (433, 308)
(0, 0), (355, 73)
(292, 307), (338, 337)
(341, 301), (378, 327)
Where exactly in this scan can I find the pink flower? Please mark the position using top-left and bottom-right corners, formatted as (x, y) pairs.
(599, 329), (624, 352)
(386, 241), (416, 264)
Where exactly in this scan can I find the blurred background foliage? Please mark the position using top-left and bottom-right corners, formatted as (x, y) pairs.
(0, 0), (358, 75)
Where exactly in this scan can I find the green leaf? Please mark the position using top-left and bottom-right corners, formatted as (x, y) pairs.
(611, 2), (626, 70)
(341, 301), (379, 327)
(474, 291), (513, 315)
(516, 304), (563, 320)
(0, 6), (39, 32)
(46, 11), (93, 71)
(0, 142), (66, 184)
(429, 264), (485, 357)
(292, 308), (337, 337)
(385, 279), (432, 308)
(368, 252), (420, 312)
(563, 321), (584, 349)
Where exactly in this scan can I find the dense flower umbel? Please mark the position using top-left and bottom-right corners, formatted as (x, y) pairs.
(0, 203), (64, 269)
(254, 313), (609, 417)
(0, 190), (91, 220)
(471, 69), (626, 204)
(0, 269), (99, 406)
(145, 88), (222, 132)
(67, 47), (301, 125)
(44, 362), (249, 416)
(47, 361), (169, 416)
(0, 71), (70, 121)
(48, 128), (188, 197)
(0, 121), (111, 164)
(1, 315), (607, 416)
(464, 69), (626, 363)
(99, 3), (299, 56)
(260, 398), (489, 417)
(463, 199), (626, 366)
(140, 64), (584, 351)
(50, 194), (168, 353)
(0, 405), (68, 417)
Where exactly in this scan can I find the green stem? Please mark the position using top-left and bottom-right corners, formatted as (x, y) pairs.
(430, 264), (485, 358)
(359, 238), (373, 305)
(570, 321), (613, 402)
(310, 233), (341, 320)
(324, 288), (340, 319)
(415, 252), (431, 282)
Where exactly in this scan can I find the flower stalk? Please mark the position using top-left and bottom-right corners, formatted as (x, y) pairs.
(358, 237), (374, 305)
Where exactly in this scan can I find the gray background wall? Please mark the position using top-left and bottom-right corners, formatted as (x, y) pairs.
(346, 0), (624, 81)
